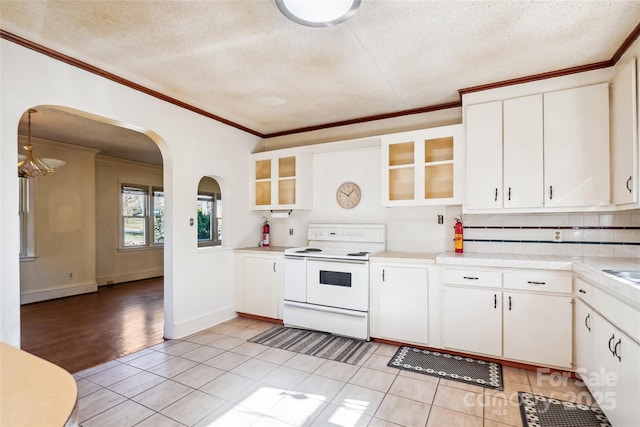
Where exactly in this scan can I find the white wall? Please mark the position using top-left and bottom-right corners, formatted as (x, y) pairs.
(95, 156), (164, 285)
(19, 139), (99, 304)
(267, 145), (458, 253)
(1, 40), (262, 345)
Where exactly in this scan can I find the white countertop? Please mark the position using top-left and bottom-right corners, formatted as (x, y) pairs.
(572, 257), (640, 307)
(436, 251), (574, 270)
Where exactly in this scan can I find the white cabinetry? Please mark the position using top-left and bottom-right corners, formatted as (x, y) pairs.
(503, 292), (572, 368)
(443, 286), (502, 357)
(442, 269), (502, 357)
(465, 101), (503, 210)
(575, 276), (640, 427)
(611, 58), (638, 208)
(370, 262), (429, 345)
(442, 268), (572, 368)
(251, 149), (312, 210)
(543, 84), (610, 208)
(465, 84), (610, 212)
(381, 125), (464, 206)
(235, 252), (283, 319)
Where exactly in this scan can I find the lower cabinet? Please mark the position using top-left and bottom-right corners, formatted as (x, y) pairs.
(370, 262), (429, 345)
(235, 252), (283, 319)
(503, 292), (572, 368)
(442, 268), (573, 368)
(581, 306), (640, 426)
(442, 286), (502, 357)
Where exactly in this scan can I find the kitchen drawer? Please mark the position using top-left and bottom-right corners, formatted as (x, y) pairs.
(618, 301), (640, 343)
(575, 278), (594, 305)
(591, 287), (619, 325)
(503, 272), (572, 294)
(443, 269), (502, 288)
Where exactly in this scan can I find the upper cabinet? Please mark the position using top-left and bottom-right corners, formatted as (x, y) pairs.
(611, 58), (639, 208)
(381, 124), (464, 206)
(251, 149), (312, 210)
(465, 83), (610, 212)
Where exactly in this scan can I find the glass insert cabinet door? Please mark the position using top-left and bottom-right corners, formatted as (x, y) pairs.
(251, 150), (312, 210)
(382, 124), (462, 206)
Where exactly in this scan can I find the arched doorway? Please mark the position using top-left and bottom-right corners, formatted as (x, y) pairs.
(17, 106), (168, 372)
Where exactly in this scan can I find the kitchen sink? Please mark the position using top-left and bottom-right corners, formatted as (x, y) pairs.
(602, 269), (640, 285)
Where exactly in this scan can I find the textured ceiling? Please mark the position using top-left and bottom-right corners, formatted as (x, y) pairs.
(3, 1), (640, 162)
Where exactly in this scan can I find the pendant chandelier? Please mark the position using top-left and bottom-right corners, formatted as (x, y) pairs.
(17, 109), (66, 178)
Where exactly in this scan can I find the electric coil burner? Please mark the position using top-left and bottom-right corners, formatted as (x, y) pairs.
(283, 224), (386, 340)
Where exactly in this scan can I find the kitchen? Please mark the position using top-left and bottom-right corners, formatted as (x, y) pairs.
(2, 2), (640, 426)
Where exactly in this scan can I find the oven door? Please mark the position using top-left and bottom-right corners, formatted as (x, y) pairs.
(306, 258), (369, 311)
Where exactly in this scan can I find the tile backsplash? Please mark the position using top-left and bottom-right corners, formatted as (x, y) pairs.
(461, 209), (640, 258)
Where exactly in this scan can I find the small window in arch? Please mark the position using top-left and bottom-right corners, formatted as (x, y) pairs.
(197, 177), (222, 247)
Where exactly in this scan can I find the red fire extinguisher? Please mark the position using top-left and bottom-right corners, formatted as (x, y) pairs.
(454, 216), (463, 253)
(262, 219), (270, 247)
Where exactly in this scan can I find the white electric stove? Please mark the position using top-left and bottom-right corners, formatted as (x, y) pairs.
(283, 224), (386, 340)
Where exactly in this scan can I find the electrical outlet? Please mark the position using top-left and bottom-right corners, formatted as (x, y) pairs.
(289, 228), (294, 236)
(68, 272), (74, 279)
(553, 230), (563, 243)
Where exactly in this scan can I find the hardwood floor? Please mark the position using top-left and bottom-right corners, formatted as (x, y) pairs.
(20, 277), (164, 374)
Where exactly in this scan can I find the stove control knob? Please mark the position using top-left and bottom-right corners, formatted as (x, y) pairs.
(359, 231), (364, 237)
(320, 231), (325, 236)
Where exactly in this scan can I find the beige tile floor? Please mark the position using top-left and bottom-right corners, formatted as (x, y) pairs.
(74, 318), (593, 427)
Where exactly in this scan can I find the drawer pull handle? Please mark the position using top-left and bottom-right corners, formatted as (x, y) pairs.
(494, 294), (497, 309)
(382, 269), (385, 282)
(585, 313), (591, 332)
(578, 289), (586, 294)
(614, 339), (622, 362)
(608, 334), (616, 355)
(494, 188), (498, 202)
(627, 176), (632, 193)
(273, 262), (276, 272)
(463, 276), (479, 280)
(508, 295), (512, 311)
(527, 281), (546, 285)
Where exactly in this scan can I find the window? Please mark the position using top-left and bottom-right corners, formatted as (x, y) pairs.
(197, 176), (222, 247)
(121, 184), (164, 248)
(197, 192), (221, 247)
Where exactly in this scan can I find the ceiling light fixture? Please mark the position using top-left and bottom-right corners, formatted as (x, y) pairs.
(276, 0), (361, 27)
(17, 109), (66, 178)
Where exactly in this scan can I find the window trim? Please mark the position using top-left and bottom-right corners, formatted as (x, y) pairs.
(119, 182), (164, 250)
(197, 191), (221, 248)
(19, 176), (36, 261)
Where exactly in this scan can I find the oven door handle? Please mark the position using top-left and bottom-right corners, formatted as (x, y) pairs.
(283, 301), (367, 318)
(284, 256), (306, 261)
(306, 258), (368, 265)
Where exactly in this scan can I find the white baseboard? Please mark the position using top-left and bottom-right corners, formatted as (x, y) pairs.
(96, 268), (163, 286)
(168, 305), (237, 339)
(21, 282), (98, 304)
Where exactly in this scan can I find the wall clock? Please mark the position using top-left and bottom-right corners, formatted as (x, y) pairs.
(336, 182), (361, 209)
